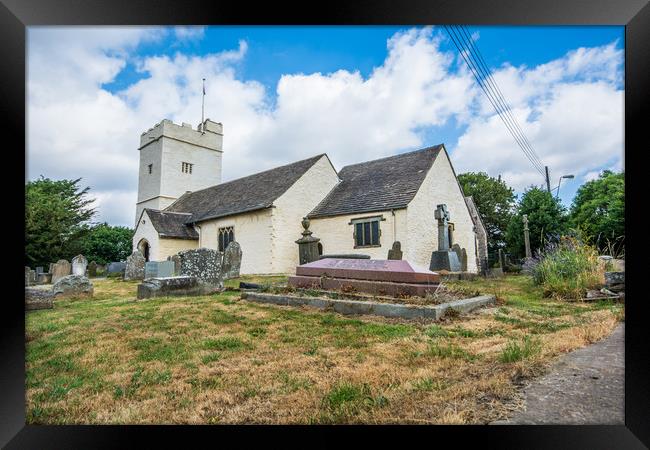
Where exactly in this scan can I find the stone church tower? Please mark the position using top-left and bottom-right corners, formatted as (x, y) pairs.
(135, 118), (223, 226)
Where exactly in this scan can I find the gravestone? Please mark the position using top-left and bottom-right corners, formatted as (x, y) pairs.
(49, 263), (55, 274)
(498, 249), (507, 270)
(25, 266), (31, 286)
(145, 261), (175, 279)
(222, 241), (242, 279)
(36, 266), (44, 275)
(107, 261), (126, 274)
(25, 288), (54, 310)
(296, 217), (320, 265)
(177, 248), (224, 290)
(387, 241), (403, 260)
(52, 275), (94, 298)
(451, 244), (462, 263)
(96, 264), (106, 276)
(30, 270), (37, 284)
(72, 254), (88, 276)
(87, 261), (97, 278)
(37, 273), (52, 284)
(429, 204), (461, 272)
(51, 260), (71, 284)
(124, 250), (146, 281)
(461, 248), (468, 272)
(169, 255), (181, 276)
(289, 258), (440, 297)
(137, 276), (215, 299)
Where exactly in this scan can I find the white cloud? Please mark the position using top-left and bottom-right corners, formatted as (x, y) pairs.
(174, 26), (205, 41)
(27, 26), (623, 227)
(450, 41), (623, 192)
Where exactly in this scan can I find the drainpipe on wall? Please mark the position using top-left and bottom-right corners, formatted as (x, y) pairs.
(195, 224), (202, 247)
(391, 209), (396, 243)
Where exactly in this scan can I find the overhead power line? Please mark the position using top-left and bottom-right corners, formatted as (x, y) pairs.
(444, 25), (547, 179)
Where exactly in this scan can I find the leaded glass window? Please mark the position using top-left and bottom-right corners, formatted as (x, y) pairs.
(218, 227), (234, 251)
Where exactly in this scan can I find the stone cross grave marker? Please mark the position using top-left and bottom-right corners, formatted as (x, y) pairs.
(434, 204), (451, 251)
(72, 254), (88, 276)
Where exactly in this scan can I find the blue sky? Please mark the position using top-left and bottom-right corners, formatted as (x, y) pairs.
(28, 26), (624, 226)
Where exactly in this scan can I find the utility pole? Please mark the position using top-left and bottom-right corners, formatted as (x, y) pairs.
(545, 166), (551, 194)
(201, 78), (206, 134)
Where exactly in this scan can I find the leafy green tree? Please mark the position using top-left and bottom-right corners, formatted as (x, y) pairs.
(25, 177), (96, 267)
(570, 170), (624, 253)
(457, 172), (516, 252)
(505, 187), (568, 258)
(81, 223), (134, 265)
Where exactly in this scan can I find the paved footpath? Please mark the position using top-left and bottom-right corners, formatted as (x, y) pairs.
(493, 323), (624, 425)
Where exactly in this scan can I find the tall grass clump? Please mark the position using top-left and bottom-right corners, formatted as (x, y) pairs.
(531, 236), (604, 300)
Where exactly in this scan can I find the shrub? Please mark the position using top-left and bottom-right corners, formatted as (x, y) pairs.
(530, 236), (604, 300)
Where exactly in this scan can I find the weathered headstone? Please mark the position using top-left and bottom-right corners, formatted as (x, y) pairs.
(51, 259), (72, 284)
(124, 250), (146, 281)
(177, 247), (224, 290)
(461, 248), (468, 272)
(30, 270), (37, 283)
(498, 249), (507, 270)
(107, 261), (126, 274)
(296, 217), (320, 265)
(222, 241), (242, 279)
(96, 264), (106, 276)
(137, 276), (214, 299)
(36, 266), (44, 275)
(49, 263), (55, 274)
(429, 204), (461, 272)
(72, 254), (88, 276)
(25, 287), (54, 310)
(87, 261), (97, 278)
(52, 275), (94, 298)
(170, 255), (181, 276)
(37, 273), (52, 284)
(25, 266), (31, 286)
(145, 261), (175, 279)
(451, 243), (462, 263)
(387, 241), (403, 260)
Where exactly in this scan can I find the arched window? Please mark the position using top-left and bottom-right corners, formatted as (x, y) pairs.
(137, 239), (150, 262)
(218, 227), (234, 251)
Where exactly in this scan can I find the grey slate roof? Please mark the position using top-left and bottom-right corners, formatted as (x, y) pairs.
(145, 209), (199, 240)
(166, 154), (326, 223)
(308, 145), (444, 218)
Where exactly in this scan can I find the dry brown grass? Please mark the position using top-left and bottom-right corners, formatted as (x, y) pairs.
(25, 275), (623, 424)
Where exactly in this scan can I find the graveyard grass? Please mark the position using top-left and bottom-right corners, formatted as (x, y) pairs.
(26, 274), (623, 424)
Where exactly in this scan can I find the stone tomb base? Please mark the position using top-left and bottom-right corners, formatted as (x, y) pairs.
(137, 276), (222, 299)
(429, 250), (461, 272)
(288, 258), (440, 297)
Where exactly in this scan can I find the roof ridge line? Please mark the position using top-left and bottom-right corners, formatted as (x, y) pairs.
(339, 144), (443, 171)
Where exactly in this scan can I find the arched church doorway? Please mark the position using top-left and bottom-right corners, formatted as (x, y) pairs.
(137, 239), (150, 262)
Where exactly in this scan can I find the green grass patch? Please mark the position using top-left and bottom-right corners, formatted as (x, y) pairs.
(499, 336), (542, 363)
(130, 337), (189, 363)
(411, 377), (448, 392)
(320, 382), (388, 422)
(202, 336), (249, 351)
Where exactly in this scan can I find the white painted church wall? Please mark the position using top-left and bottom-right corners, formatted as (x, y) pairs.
(309, 209), (408, 261)
(197, 209), (274, 275)
(270, 155), (341, 273)
(132, 210), (199, 261)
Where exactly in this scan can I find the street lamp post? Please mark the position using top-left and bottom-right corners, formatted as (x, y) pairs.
(556, 174), (575, 199)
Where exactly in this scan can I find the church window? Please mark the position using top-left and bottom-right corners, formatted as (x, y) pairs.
(350, 216), (382, 248)
(182, 162), (193, 174)
(148, 164), (152, 174)
(218, 226), (234, 251)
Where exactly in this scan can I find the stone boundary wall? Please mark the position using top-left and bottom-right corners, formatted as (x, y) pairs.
(241, 292), (495, 320)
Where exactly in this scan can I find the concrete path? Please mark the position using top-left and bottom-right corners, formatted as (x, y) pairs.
(493, 323), (624, 425)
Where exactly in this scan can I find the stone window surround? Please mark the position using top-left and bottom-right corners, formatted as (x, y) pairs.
(349, 215), (385, 249)
(181, 162), (194, 174)
(218, 226), (234, 252)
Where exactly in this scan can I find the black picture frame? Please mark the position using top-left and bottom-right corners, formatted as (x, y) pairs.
(3, 0), (648, 447)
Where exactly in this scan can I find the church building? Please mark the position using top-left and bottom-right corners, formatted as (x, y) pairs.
(132, 118), (488, 274)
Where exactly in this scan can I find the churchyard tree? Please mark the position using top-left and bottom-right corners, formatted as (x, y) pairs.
(457, 172), (516, 253)
(81, 223), (134, 265)
(25, 177), (96, 267)
(569, 170), (624, 255)
(505, 186), (568, 258)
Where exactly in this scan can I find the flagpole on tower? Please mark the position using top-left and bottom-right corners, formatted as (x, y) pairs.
(201, 78), (206, 134)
